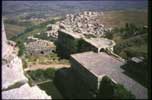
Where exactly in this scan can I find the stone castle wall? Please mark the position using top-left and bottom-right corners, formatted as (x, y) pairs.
(70, 57), (99, 91)
(57, 30), (80, 58)
(57, 30), (100, 58)
(2, 22), (51, 99)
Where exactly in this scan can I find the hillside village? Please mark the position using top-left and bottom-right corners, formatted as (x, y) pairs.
(2, 11), (148, 99)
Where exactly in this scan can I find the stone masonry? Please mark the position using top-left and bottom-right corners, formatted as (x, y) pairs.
(25, 38), (55, 56)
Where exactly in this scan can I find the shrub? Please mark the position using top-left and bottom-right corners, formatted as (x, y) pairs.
(17, 40), (25, 57)
(119, 51), (128, 59)
(27, 68), (56, 83)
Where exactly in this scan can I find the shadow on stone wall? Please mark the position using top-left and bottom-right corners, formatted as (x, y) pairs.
(53, 67), (96, 99)
(38, 81), (63, 99)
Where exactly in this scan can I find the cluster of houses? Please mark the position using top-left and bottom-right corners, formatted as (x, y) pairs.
(44, 11), (112, 40)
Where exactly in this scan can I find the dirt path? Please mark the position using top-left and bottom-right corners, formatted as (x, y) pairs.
(24, 63), (71, 71)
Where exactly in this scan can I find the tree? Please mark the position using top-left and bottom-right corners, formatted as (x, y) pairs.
(17, 40), (25, 57)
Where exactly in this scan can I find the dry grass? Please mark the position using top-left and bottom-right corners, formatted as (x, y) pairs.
(5, 23), (26, 39)
(98, 10), (147, 28)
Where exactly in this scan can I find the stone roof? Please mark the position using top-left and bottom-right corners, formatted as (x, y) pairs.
(71, 51), (148, 99)
(71, 51), (125, 77)
(83, 38), (116, 49)
(59, 29), (84, 39)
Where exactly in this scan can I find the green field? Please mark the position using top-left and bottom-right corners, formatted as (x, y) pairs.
(4, 18), (47, 39)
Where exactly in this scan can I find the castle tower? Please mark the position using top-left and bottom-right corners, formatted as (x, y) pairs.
(2, 21), (9, 58)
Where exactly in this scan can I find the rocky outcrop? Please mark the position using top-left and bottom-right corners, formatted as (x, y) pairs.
(2, 83), (51, 99)
(2, 55), (28, 90)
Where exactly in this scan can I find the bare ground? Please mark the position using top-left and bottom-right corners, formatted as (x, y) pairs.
(24, 63), (71, 71)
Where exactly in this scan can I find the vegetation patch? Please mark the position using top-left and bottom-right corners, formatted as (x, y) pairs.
(5, 23), (26, 39)
(105, 23), (147, 59)
(26, 68), (56, 83)
(121, 59), (148, 87)
(83, 34), (96, 39)
(97, 76), (135, 99)
(11, 18), (61, 42)
(26, 53), (69, 65)
(38, 81), (63, 99)
(25, 68), (63, 99)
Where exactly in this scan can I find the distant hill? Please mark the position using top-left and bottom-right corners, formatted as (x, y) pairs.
(2, 1), (147, 19)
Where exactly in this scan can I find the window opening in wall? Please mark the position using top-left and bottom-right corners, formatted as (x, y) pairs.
(99, 48), (105, 52)
(40, 51), (44, 54)
(52, 50), (55, 53)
